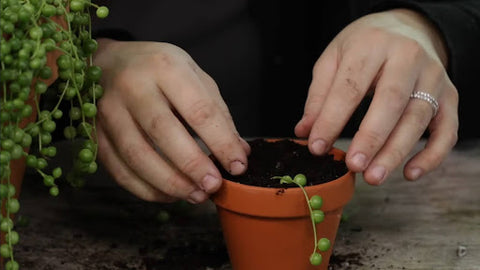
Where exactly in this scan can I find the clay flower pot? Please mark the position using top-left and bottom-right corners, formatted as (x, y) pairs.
(212, 139), (355, 270)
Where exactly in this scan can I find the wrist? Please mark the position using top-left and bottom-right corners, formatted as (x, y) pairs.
(386, 8), (448, 67)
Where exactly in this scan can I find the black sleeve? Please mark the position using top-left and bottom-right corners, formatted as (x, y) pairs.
(370, 0), (480, 140)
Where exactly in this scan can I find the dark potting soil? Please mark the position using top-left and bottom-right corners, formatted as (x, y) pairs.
(216, 138), (349, 188)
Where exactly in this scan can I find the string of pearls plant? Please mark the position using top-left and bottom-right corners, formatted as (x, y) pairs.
(0, 1), (108, 269)
(272, 174), (332, 266)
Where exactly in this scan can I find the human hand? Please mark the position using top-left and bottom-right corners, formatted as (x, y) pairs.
(93, 39), (250, 203)
(295, 9), (458, 185)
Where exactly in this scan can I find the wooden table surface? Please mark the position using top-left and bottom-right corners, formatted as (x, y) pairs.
(13, 139), (480, 270)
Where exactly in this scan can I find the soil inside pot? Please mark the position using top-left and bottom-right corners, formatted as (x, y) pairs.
(216, 138), (348, 188)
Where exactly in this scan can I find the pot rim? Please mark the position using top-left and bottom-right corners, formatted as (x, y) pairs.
(211, 138), (355, 218)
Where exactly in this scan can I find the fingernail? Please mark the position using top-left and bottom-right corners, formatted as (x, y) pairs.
(371, 165), (387, 184)
(188, 190), (207, 204)
(311, 139), (327, 155)
(409, 167), (423, 180)
(230, 160), (246, 175)
(202, 174), (220, 192)
(351, 153), (367, 170)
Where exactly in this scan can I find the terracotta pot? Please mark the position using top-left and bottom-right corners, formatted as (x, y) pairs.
(211, 139), (355, 270)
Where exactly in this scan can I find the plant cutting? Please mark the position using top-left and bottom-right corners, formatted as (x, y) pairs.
(212, 138), (355, 270)
(271, 173), (332, 266)
(0, 1), (109, 269)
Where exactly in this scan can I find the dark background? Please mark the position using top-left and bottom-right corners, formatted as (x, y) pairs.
(90, 0), (479, 142)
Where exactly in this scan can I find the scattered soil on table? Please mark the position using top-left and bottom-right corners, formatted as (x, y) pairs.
(216, 138), (348, 187)
(328, 252), (364, 269)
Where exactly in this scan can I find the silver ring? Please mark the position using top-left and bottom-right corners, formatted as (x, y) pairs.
(410, 91), (439, 117)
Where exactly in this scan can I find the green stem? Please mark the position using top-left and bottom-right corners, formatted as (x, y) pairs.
(272, 176), (318, 257)
(297, 184), (318, 255)
(1, 61), (7, 103)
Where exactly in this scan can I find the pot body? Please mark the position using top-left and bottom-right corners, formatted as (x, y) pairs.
(212, 139), (355, 270)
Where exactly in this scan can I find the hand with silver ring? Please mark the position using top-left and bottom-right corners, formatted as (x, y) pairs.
(295, 9), (459, 185)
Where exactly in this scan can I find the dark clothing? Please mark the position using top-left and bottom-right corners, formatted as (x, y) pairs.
(92, 0), (480, 140)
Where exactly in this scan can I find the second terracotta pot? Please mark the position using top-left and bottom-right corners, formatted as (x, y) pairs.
(212, 139), (355, 270)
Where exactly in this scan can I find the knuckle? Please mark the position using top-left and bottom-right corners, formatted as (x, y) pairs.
(162, 173), (180, 197)
(209, 140), (236, 160)
(114, 69), (137, 89)
(343, 27), (385, 52)
(163, 171), (195, 198)
(161, 42), (189, 58)
(312, 60), (324, 76)
(446, 130), (459, 149)
(357, 128), (386, 152)
(148, 113), (171, 141)
(137, 191), (158, 202)
(345, 78), (364, 100)
(97, 98), (113, 120)
(185, 100), (216, 127)
(402, 39), (425, 59)
(384, 83), (405, 99)
(386, 146), (406, 166)
(449, 87), (459, 105)
(139, 194), (158, 202)
(311, 118), (337, 141)
(342, 77), (364, 101)
(221, 109), (235, 126)
(200, 72), (219, 90)
(306, 92), (327, 109)
(367, 27), (388, 42)
(421, 147), (445, 168)
(122, 143), (147, 170)
(347, 55), (368, 73)
(140, 191), (168, 203)
(207, 79), (221, 95)
(410, 107), (432, 128)
(111, 70), (147, 100)
(426, 62), (446, 82)
(151, 52), (175, 69)
(180, 154), (205, 177)
(114, 171), (132, 188)
(382, 84), (408, 113)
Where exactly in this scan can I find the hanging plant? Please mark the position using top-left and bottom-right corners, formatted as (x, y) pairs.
(0, 1), (109, 269)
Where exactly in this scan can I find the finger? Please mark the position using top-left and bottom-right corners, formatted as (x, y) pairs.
(295, 43), (339, 138)
(195, 69), (251, 155)
(97, 96), (208, 203)
(404, 83), (458, 180)
(346, 49), (421, 172)
(308, 44), (386, 156)
(96, 122), (174, 202)
(362, 63), (446, 185)
(125, 80), (225, 194)
(158, 63), (248, 175)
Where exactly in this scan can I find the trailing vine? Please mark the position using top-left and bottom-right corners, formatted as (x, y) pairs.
(272, 174), (331, 266)
(0, 0), (109, 269)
